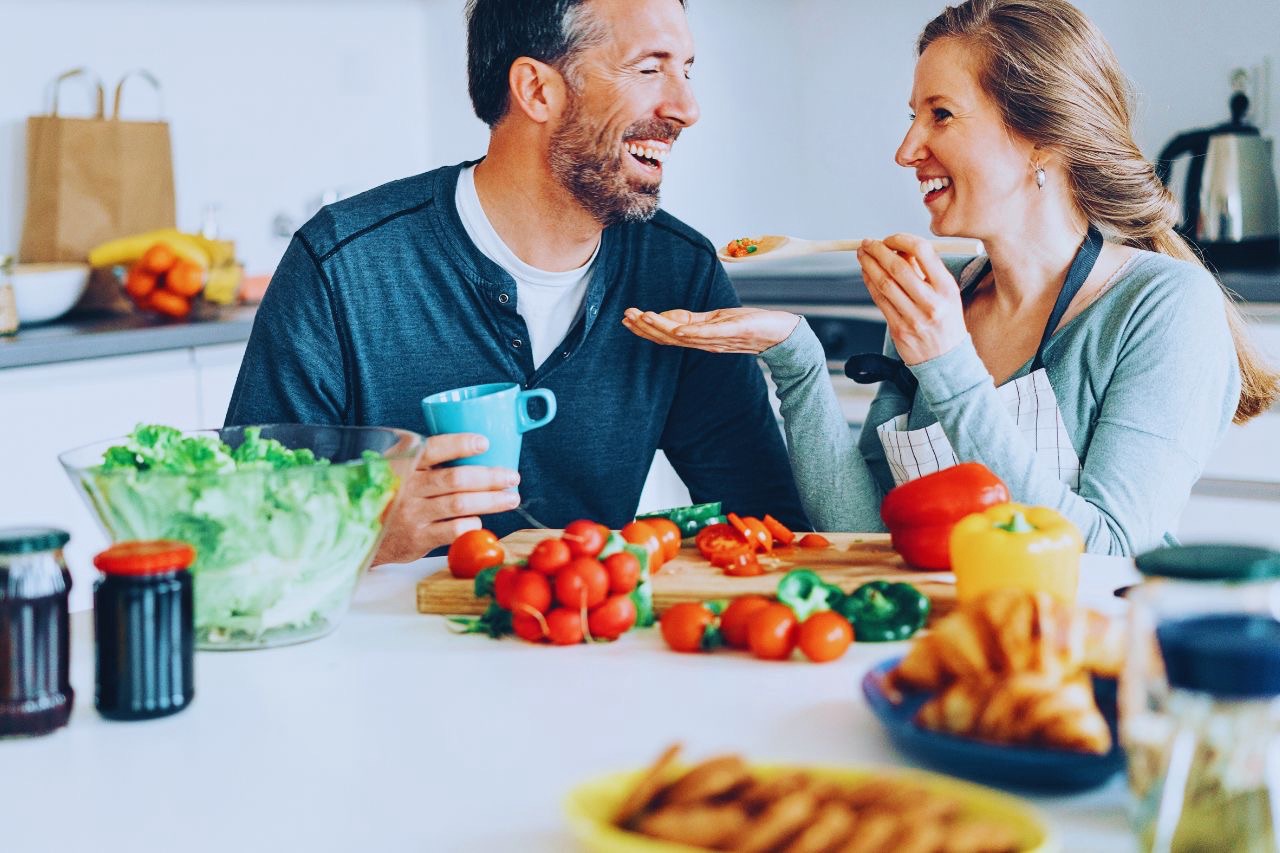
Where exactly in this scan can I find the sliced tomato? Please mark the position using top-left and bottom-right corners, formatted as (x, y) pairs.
(762, 514), (795, 546)
(798, 533), (832, 549)
(712, 547), (763, 576)
(727, 513), (771, 553)
(696, 523), (748, 560)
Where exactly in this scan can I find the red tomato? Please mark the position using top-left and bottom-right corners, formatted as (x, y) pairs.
(621, 521), (664, 571)
(720, 595), (772, 649)
(554, 557), (609, 610)
(563, 519), (609, 558)
(527, 537), (572, 576)
(713, 548), (763, 576)
(797, 533), (832, 549)
(447, 529), (505, 579)
(747, 603), (798, 661)
(587, 594), (637, 640)
(546, 608), (584, 646)
(493, 566), (520, 609)
(644, 517), (683, 562)
(696, 523), (748, 560)
(762, 514), (795, 546)
(660, 602), (715, 653)
(512, 611), (545, 643)
(603, 551), (640, 595)
(797, 611), (854, 663)
(508, 571), (552, 616)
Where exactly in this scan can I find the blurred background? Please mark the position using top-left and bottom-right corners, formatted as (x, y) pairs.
(1, 0), (1276, 277)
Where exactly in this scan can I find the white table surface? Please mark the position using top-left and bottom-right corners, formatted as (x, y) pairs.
(1, 555), (1141, 853)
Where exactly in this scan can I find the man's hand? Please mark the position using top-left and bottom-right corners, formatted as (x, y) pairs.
(372, 433), (521, 565)
(622, 306), (801, 354)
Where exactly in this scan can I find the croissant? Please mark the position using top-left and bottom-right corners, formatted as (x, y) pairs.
(889, 589), (1120, 694)
(916, 672), (1112, 754)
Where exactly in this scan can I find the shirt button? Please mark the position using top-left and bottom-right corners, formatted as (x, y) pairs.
(498, 293), (509, 304)
(512, 338), (523, 349)
(561, 351), (570, 359)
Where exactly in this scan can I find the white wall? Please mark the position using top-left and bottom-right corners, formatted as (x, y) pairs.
(0, 0), (1277, 275)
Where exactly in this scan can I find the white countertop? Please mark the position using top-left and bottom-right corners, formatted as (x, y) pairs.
(1, 556), (1141, 853)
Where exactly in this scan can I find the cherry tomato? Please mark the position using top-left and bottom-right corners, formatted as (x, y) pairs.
(546, 608), (584, 646)
(621, 521), (664, 571)
(508, 570), (552, 616)
(644, 517), (683, 562)
(447, 529), (505, 579)
(762, 514), (795, 546)
(492, 565), (520, 609)
(527, 537), (572, 576)
(660, 602), (715, 653)
(512, 611), (545, 643)
(603, 551), (640, 595)
(720, 595), (772, 649)
(747, 603), (798, 661)
(797, 611), (854, 663)
(563, 519), (609, 558)
(587, 594), (637, 640)
(554, 557), (609, 610)
(696, 523), (748, 560)
(797, 533), (832, 549)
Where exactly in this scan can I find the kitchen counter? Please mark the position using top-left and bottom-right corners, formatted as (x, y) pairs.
(0, 305), (257, 370)
(0, 555), (1139, 852)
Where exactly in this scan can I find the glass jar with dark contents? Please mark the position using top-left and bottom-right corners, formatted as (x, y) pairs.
(0, 527), (74, 736)
(93, 540), (195, 720)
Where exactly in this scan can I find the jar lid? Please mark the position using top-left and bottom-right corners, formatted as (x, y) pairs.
(93, 540), (195, 576)
(1135, 544), (1280, 582)
(1158, 614), (1280, 698)
(0, 527), (70, 555)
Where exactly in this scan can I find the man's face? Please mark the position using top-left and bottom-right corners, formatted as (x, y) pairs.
(548, 0), (700, 226)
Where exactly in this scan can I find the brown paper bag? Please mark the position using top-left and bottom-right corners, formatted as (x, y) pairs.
(19, 68), (176, 265)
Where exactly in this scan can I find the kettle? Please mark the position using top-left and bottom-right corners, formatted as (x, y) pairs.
(1156, 85), (1280, 268)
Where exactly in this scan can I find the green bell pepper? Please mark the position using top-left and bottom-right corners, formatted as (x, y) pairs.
(835, 580), (930, 642)
(776, 569), (844, 622)
(638, 502), (724, 537)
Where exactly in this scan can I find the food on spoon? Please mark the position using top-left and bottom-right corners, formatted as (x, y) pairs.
(725, 236), (762, 257)
(885, 589), (1123, 755)
(615, 744), (1023, 852)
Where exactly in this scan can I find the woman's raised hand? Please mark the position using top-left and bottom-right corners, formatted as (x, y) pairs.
(857, 234), (969, 366)
(622, 306), (801, 355)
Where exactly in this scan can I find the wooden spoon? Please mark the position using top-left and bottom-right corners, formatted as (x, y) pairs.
(717, 235), (982, 264)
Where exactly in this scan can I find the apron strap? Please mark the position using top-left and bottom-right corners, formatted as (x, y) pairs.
(1031, 224), (1102, 371)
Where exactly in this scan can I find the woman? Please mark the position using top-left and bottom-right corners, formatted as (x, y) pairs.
(623, 0), (1278, 555)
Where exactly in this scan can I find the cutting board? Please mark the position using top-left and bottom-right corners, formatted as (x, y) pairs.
(416, 530), (956, 622)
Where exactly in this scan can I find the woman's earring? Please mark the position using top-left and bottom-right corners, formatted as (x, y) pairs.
(1035, 167), (1046, 189)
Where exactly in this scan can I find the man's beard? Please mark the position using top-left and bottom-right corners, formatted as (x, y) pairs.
(548, 97), (677, 227)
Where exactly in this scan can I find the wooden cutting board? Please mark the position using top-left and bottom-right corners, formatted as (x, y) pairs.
(416, 530), (956, 622)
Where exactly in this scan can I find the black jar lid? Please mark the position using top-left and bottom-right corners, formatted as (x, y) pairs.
(1158, 614), (1280, 698)
(0, 527), (71, 555)
(1135, 544), (1280, 582)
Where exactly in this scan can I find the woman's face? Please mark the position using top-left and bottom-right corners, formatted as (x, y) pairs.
(895, 38), (1037, 239)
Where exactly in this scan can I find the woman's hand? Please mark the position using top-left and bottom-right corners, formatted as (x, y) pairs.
(622, 306), (801, 355)
(857, 233), (968, 365)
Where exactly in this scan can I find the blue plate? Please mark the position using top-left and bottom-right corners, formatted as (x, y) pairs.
(861, 657), (1124, 792)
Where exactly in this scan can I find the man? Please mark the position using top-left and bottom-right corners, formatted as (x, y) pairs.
(226, 0), (806, 563)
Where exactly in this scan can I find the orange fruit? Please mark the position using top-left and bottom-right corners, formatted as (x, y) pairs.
(140, 243), (178, 274)
(149, 289), (191, 318)
(124, 265), (157, 299)
(165, 260), (205, 297)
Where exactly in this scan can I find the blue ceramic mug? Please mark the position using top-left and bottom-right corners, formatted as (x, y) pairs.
(420, 382), (557, 470)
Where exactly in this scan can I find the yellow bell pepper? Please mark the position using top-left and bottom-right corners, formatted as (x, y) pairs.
(948, 502), (1083, 604)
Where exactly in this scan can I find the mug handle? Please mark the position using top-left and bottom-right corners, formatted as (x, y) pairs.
(516, 389), (557, 433)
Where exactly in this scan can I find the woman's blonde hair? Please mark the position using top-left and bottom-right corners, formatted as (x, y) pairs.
(920, 0), (1278, 422)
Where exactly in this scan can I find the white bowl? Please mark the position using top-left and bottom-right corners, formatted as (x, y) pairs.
(11, 262), (90, 324)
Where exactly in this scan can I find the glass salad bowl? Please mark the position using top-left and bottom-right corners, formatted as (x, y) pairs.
(60, 424), (424, 650)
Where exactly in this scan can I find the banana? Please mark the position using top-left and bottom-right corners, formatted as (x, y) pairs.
(88, 228), (211, 269)
(185, 234), (236, 267)
(202, 263), (243, 305)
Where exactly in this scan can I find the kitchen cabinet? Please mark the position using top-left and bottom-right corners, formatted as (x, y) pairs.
(0, 345), (244, 611)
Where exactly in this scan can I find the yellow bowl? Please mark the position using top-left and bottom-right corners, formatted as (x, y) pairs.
(564, 763), (1058, 852)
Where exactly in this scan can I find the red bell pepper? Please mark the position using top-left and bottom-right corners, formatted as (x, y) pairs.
(879, 462), (1011, 570)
